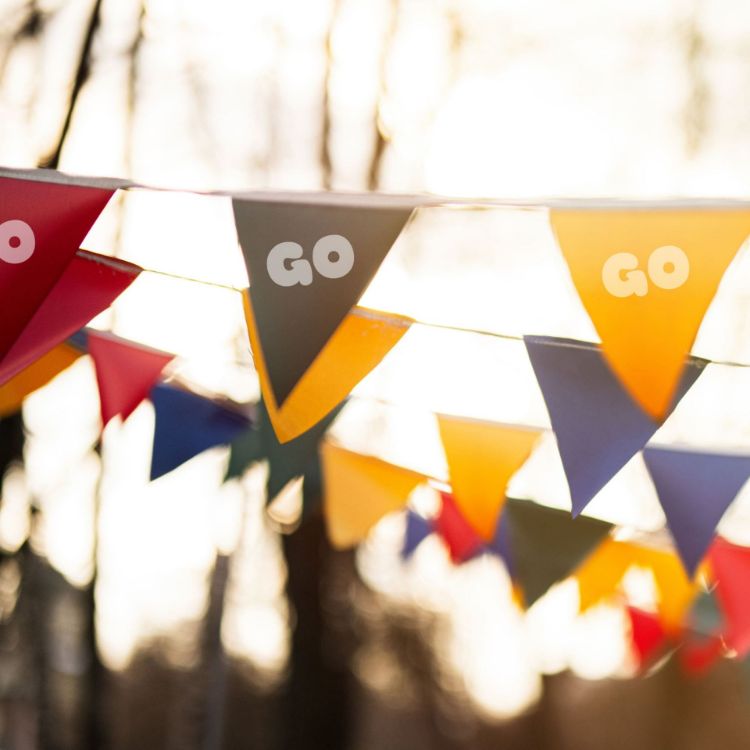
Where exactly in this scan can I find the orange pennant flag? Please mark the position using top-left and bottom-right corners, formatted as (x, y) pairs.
(437, 415), (541, 541)
(243, 292), (411, 443)
(633, 545), (702, 633)
(550, 209), (750, 419)
(0, 342), (81, 418)
(320, 441), (425, 549)
(574, 538), (638, 612)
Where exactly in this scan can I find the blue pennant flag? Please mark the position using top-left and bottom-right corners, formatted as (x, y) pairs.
(524, 335), (706, 516)
(150, 383), (251, 480)
(401, 510), (433, 560)
(644, 446), (750, 575)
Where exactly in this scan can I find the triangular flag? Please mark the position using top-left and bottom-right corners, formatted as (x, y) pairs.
(0, 252), (140, 384)
(244, 293), (410, 443)
(627, 607), (669, 669)
(633, 545), (700, 632)
(402, 510), (433, 560)
(574, 538), (637, 612)
(226, 400), (343, 504)
(0, 176), (115, 363)
(550, 209), (750, 419)
(437, 415), (540, 540)
(233, 198), (414, 406)
(524, 336), (705, 516)
(435, 492), (485, 564)
(708, 538), (750, 657)
(320, 441), (424, 549)
(679, 634), (724, 676)
(88, 330), (174, 426)
(503, 497), (612, 606)
(643, 447), (750, 575)
(150, 383), (251, 480)
(688, 589), (724, 638)
(0, 343), (81, 417)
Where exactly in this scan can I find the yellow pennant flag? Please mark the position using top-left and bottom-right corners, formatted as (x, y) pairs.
(0, 343), (81, 417)
(574, 538), (638, 612)
(243, 292), (411, 443)
(437, 415), (541, 541)
(550, 209), (750, 419)
(632, 545), (701, 633)
(320, 441), (425, 549)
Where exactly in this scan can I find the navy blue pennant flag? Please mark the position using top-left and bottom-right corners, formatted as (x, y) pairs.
(150, 383), (251, 480)
(401, 510), (433, 560)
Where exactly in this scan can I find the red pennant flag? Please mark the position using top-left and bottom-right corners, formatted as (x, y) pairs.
(0, 252), (140, 383)
(708, 538), (750, 657)
(627, 606), (669, 668)
(680, 635), (724, 677)
(435, 492), (484, 564)
(0, 176), (115, 360)
(88, 331), (174, 426)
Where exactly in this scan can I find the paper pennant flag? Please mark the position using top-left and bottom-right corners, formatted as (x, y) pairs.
(435, 491), (485, 564)
(503, 497), (612, 606)
(402, 510), (433, 560)
(643, 447), (750, 575)
(708, 538), (750, 657)
(150, 383), (251, 480)
(0, 176), (115, 364)
(88, 331), (174, 427)
(437, 415), (540, 541)
(244, 293), (410, 443)
(550, 209), (750, 419)
(226, 399), (343, 506)
(233, 198), (414, 407)
(680, 635), (724, 676)
(0, 343), (82, 417)
(688, 589), (724, 638)
(0, 252), (140, 384)
(574, 538), (636, 612)
(524, 336), (706, 516)
(320, 441), (424, 549)
(633, 546), (700, 632)
(627, 607), (668, 669)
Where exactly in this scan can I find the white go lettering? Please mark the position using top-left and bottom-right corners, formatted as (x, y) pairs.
(602, 245), (689, 298)
(0, 220), (35, 264)
(267, 234), (354, 287)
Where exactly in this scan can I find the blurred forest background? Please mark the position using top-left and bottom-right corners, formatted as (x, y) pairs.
(2, 0), (750, 749)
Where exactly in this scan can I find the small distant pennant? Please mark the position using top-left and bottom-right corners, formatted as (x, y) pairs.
(708, 538), (750, 657)
(502, 497), (612, 606)
(225, 399), (344, 505)
(435, 491), (485, 564)
(643, 446), (750, 575)
(524, 335), (706, 516)
(150, 383), (251, 480)
(320, 441), (425, 549)
(88, 330), (174, 426)
(402, 510), (433, 560)
(437, 415), (540, 541)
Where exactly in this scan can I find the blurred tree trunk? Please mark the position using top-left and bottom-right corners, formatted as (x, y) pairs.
(279, 508), (354, 750)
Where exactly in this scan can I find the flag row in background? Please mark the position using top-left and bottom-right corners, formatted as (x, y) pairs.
(3, 167), (750, 676)
(9, 321), (750, 679)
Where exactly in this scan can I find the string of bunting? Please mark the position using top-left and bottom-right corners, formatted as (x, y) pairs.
(3, 166), (750, 677)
